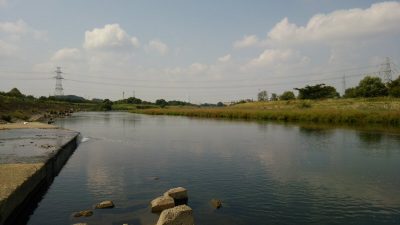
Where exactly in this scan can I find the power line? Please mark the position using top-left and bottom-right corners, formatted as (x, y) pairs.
(63, 72), (372, 90)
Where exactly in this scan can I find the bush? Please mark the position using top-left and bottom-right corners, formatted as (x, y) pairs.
(1, 114), (12, 122)
(295, 84), (339, 99)
(280, 91), (295, 100)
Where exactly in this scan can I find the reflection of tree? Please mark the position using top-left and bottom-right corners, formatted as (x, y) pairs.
(357, 132), (383, 144)
(298, 125), (333, 137)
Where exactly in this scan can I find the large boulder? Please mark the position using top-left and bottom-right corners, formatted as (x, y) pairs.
(95, 200), (115, 209)
(151, 196), (175, 213)
(156, 205), (195, 225)
(164, 187), (188, 204)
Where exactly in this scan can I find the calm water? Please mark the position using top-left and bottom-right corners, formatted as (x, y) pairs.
(25, 112), (400, 225)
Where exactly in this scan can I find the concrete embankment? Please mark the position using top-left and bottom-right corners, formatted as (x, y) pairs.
(0, 122), (79, 225)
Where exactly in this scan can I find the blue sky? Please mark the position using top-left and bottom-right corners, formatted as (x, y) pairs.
(1, 0), (399, 102)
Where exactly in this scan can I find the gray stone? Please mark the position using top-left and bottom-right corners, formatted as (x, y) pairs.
(151, 195), (175, 213)
(156, 205), (195, 225)
(73, 210), (93, 217)
(164, 187), (188, 201)
(95, 200), (115, 209)
(210, 199), (222, 209)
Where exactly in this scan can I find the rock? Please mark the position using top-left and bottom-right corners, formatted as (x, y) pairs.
(164, 187), (188, 202)
(72, 223), (88, 225)
(210, 199), (222, 209)
(73, 210), (93, 217)
(156, 205), (195, 225)
(151, 196), (175, 213)
(95, 200), (115, 209)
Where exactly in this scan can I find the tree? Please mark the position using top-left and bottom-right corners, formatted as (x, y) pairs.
(155, 99), (167, 107)
(270, 93), (278, 101)
(388, 76), (400, 97)
(343, 87), (358, 98)
(356, 76), (388, 97)
(279, 91), (295, 100)
(216, 102), (224, 107)
(7, 88), (24, 97)
(295, 84), (339, 99)
(101, 99), (113, 111)
(257, 90), (268, 101)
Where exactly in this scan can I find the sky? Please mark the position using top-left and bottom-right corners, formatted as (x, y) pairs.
(1, 0), (400, 103)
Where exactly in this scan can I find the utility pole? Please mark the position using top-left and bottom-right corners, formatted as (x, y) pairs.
(54, 66), (64, 96)
(382, 57), (393, 83)
(342, 74), (346, 95)
(132, 90), (135, 98)
(123, 91), (125, 99)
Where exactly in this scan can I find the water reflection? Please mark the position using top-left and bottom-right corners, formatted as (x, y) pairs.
(26, 112), (400, 225)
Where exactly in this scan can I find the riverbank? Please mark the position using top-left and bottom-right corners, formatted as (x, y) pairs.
(131, 98), (400, 126)
(0, 122), (79, 225)
(0, 95), (99, 123)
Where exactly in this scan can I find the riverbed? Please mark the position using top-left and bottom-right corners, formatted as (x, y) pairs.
(25, 112), (400, 225)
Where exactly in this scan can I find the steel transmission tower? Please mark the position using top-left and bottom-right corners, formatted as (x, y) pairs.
(54, 67), (64, 96)
(382, 57), (393, 83)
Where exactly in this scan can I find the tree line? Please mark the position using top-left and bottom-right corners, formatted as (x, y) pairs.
(257, 75), (400, 101)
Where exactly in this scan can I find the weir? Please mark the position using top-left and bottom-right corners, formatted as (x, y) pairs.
(0, 123), (79, 225)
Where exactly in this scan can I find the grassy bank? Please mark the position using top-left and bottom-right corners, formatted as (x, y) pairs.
(0, 95), (98, 123)
(131, 98), (400, 126)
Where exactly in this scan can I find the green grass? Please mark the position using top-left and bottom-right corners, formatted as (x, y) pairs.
(132, 98), (400, 127)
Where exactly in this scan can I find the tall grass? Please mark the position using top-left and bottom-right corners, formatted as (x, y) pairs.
(133, 98), (400, 127)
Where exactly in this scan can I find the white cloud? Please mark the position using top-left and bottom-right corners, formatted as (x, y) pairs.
(146, 39), (168, 55)
(247, 48), (309, 68)
(83, 24), (139, 50)
(0, 20), (27, 34)
(233, 35), (259, 48)
(0, 39), (18, 58)
(266, 1), (400, 46)
(51, 48), (82, 61)
(218, 54), (231, 62)
(130, 37), (140, 48)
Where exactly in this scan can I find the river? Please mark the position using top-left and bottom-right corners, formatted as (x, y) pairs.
(25, 112), (400, 225)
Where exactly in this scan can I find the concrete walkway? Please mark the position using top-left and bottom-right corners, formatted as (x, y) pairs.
(0, 122), (79, 225)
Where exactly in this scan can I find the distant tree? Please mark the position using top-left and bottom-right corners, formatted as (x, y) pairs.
(388, 76), (400, 97)
(279, 91), (295, 100)
(7, 88), (24, 97)
(356, 76), (388, 97)
(295, 84), (339, 99)
(343, 87), (358, 98)
(101, 99), (113, 111)
(216, 102), (224, 107)
(257, 90), (268, 101)
(155, 99), (168, 108)
(270, 93), (278, 101)
(126, 97), (142, 104)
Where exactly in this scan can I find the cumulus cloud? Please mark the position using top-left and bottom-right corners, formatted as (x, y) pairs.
(0, 19), (47, 40)
(83, 24), (140, 51)
(51, 48), (82, 61)
(218, 54), (231, 62)
(239, 1), (400, 48)
(247, 49), (309, 68)
(146, 39), (168, 55)
(233, 35), (259, 48)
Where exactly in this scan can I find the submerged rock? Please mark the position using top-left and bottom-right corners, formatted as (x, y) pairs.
(151, 196), (175, 213)
(72, 223), (88, 225)
(210, 199), (222, 209)
(164, 187), (188, 204)
(156, 205), (195, 225)
(95, 200), (115, 209)
(73, 210), (93, 217)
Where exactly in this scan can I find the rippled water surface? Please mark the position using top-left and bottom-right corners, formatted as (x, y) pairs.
(26, 112), (400, 225)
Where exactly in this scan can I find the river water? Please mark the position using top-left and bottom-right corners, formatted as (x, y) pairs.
(25, 112), (400, 225)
